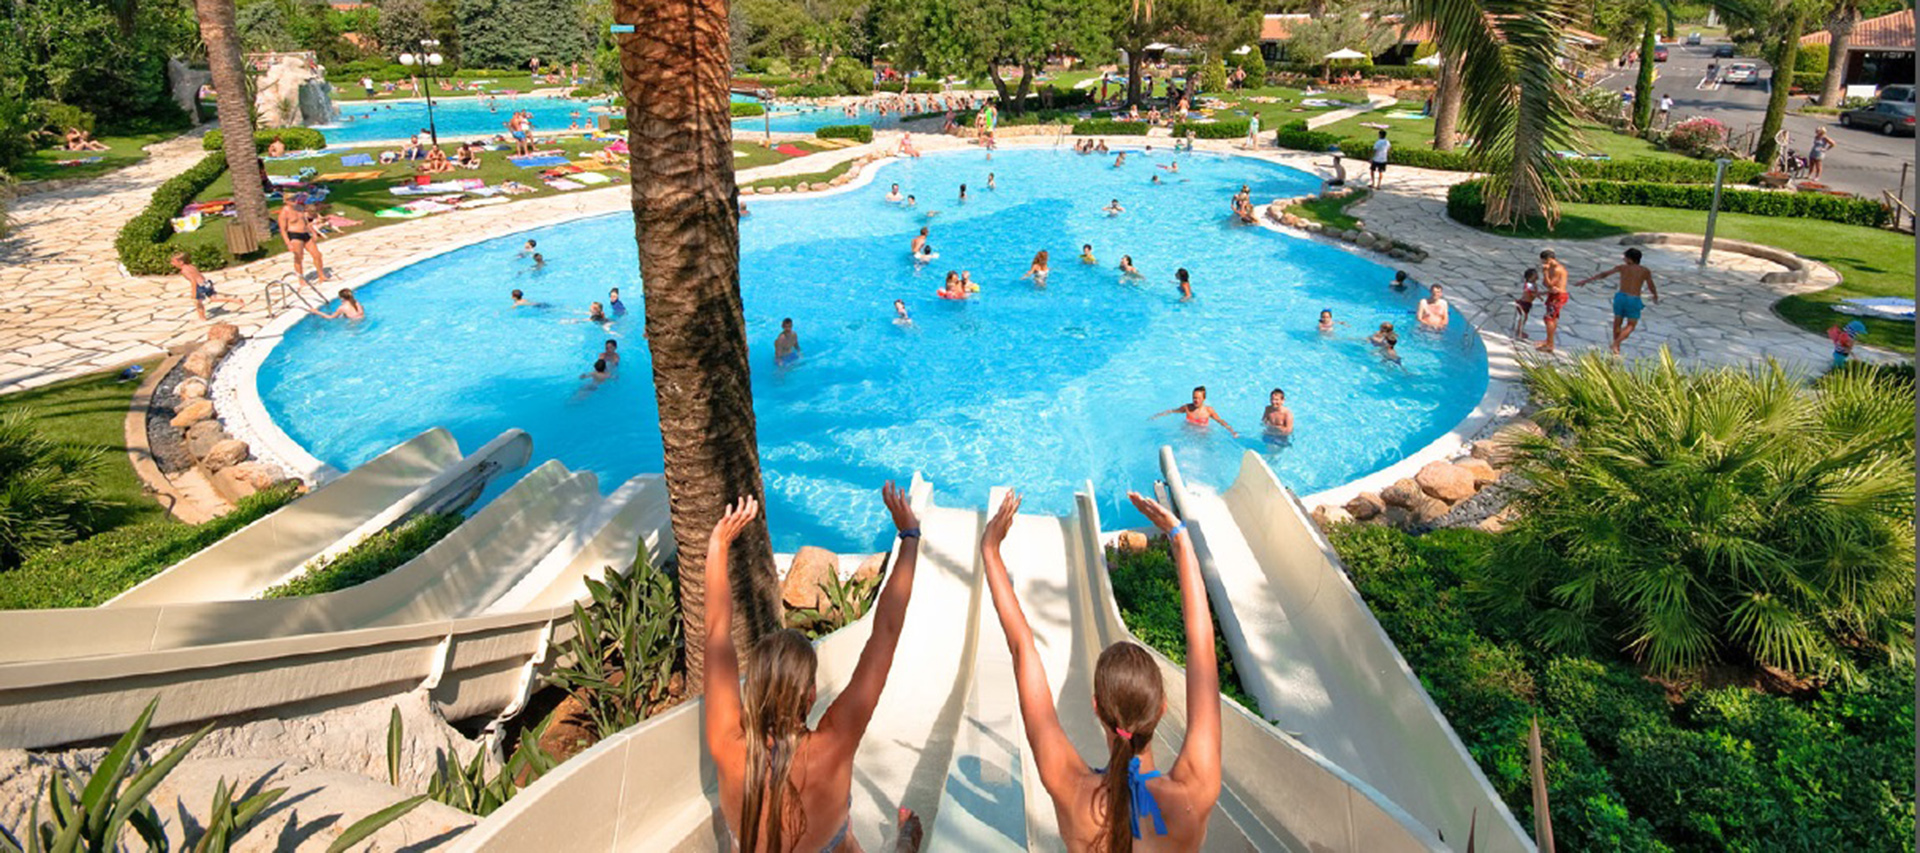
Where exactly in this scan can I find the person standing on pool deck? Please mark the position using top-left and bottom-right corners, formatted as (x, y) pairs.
(1537, 249), (1570, 354)
(1368, 129), (1390, 189)
(171, 253), (247, 321)
(774, 318), (801, 366)
(1153, 386), (1238, 437)
(1175, 268), (1193, 301)
(278, 199), (328, 285)
(1574, 247), (1659, 355)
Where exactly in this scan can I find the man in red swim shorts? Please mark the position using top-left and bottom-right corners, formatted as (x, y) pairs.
(1537, 249), (1570, 354)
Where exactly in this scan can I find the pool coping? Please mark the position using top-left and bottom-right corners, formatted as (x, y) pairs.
(217, 138), (1513, 510)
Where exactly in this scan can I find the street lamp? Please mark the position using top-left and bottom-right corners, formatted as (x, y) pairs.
(399, 40), (444, 147)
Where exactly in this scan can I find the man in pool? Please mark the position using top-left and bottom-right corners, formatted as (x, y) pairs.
(1417, 284), (1450, 329)
(1175, 268), (1193, 301)
(1536, 249), (1570, 354)
(1262, 388), (1294, 439)
(171, 252), (247, 321)
(774, 318), (801, 366)
(886, 183), (903, 202)
(510, 289), (548, 308)
(1103, 199), (1124, 216)
(893, 299), (912, 325)
(1152, 385), (1239, 437)
(1390, 270), (1411, 291)
(911, 227), (929, 255)
(1080, 244), (1096, 264)
(1573, 247), (1659, 355)
(580, 358), (612, 386)
(600, 339), (621, 370)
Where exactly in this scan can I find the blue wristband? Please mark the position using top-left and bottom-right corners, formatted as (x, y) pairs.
(899, 528), (921, 540)
(1168, 522), (1187, 539)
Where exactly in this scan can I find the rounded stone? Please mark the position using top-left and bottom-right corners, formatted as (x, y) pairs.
(170, 399), (215, 429)
(202, 439), (251, 472)
(782, 546), (838, 611)
(1415, 460), (1477, 504)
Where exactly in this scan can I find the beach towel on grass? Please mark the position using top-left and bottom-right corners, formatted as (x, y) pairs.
(266, 150), (329, 161)
(375, 206), (426, 219)
(268, 175), (306, 186)
(774, 144), (810, 157)
(511, 154), (570, 168)
(316, 171), (384, 181)
(340, 153), (376, 167)
(169, 213), (203, 233)
(55, 157), (105, 166)
(572, 171), (612, 185)
(323, 214), (361, 228)
(543, 177), (585, 190)
(1836, 297), (1916, 321)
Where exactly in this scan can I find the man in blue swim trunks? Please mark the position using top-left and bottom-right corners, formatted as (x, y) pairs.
(774, 318), (800, 366)
(1574, 247), (1659, 355)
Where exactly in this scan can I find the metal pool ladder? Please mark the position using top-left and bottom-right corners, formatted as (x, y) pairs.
(264, 275), (328, 318)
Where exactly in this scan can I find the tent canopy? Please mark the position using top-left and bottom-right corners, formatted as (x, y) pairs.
(1324, 48), (1369, 60)
(1414, 53), (1443, 67)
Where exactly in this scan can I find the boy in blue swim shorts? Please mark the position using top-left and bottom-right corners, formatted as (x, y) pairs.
(774, 318), (800, 367)
(1575, 247), (1659, 355)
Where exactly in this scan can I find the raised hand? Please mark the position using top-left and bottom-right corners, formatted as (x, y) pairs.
(882, 480), (919, 533)
(982, 490), (1022, 549)
(1127, 491), (1180, 533)
(713, 496), (759, 546)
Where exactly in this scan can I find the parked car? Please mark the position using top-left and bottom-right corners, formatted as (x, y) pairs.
(1713, 44), (1736, 58)
(1685, 32), (1702, 45)
(1722, 62), (1760, 84)
(1840, 99), (1917, 135)
(1880, 84), (1916, 104)
(1654, 45), (1670, 61)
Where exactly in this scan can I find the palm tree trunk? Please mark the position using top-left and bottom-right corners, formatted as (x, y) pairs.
(1126, 43), (1145, 108)
(1753, 7), (1804, 167)
(1633, 14), (1657, 131)
(195, 0), (270, 238)
(1819, 1), (1857, 106)
(615, 0), (780, 690)
(1433, 53), (1463, 151)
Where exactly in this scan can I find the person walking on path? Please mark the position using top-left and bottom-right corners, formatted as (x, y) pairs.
(1368, 129), (1390, 189)
(1575, 247), (1660, 355)
(1658, 94), (1674, 128)
(1536, 250), (1570, 354)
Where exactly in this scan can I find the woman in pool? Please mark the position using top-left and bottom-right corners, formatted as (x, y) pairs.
(1023, 250), (1050, 289)
(1153, 385), (1238, 437)
(979, 489), (1222, 853)
(1112, 152), (1127, 168)
(587, 301), (609, 324)
(986, 172), (997, 190)
(960, 270), (979, 293)
(1263, 388), (1294, 440)
(1318, 309), (1342, 334)
(1118, 255), (1143, 281)
(307, 288), (365, 321)
(1370, 322), (1402, 364)
(1174, 268), (1193, 301)
(958, 184), (969, 203)
(886, 183), (903, 203)
(703, 490), (925, 853)
(1103, 199), (1125, 217)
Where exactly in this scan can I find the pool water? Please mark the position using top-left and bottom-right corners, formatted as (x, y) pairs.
(734, 104), (903, 134)
(318, 95), (615, 146)
(258, 148), (1487, 553)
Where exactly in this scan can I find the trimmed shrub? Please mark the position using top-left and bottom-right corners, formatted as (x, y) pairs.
(730, 101), (766, 118)
(1662, 116), (1727, 157)
(1274, 120), (1346, 152)
(115, 152), (235, 275)
(776, 81), (842, 98)
(815, 124), (873, 143)
(1107, 537), (1257, 711)
(202, 127), (328, 152)
(906, 80), (946, 94)
(1172, 118), (1251, 139)
(1448, 176), (1884, 226)
(1071, 119), (1150, 135)
(827, 57), (875, 96)
(28, 100), (96, 139)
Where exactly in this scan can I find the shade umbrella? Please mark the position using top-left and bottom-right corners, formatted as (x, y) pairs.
(1415, 53), (1443, 67)
(1324, 48), (1368, 60)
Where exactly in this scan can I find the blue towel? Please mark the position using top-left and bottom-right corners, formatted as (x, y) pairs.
(340, 153), (375, 167)
(510, 155), (570, 168)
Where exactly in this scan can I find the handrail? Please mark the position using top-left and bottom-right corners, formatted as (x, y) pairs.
(264, 275), (327, 318)
(1883, 189), (1915, 231)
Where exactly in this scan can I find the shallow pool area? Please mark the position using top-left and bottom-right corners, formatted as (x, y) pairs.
(734, 103), (903, 134)
(318, 94), (614, 146)
(256, 148), (1488, 553)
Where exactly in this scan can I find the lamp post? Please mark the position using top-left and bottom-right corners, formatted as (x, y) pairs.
(399, 40), (444, 147)
(1699, 157), (1731, 267)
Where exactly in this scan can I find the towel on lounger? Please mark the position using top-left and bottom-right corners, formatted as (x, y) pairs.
(543, 177), (585, 190)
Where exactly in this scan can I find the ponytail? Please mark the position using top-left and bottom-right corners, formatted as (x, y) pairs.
(1097, 726), (1145, 853)
(1091, 642), (1165, 853)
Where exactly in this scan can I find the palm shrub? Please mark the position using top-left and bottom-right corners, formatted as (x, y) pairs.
(542, 551), (681, 738)
(0, 699), (212, 853)
(1478, 350), (1915, 680)
(0, 409), (112, 570)
(785, 571), (880, 639)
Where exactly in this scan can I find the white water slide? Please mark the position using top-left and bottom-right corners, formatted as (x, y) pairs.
(1159, 448), (1533, 853)
(453, 478), (1450, 852)
(0, 429), (673, 750)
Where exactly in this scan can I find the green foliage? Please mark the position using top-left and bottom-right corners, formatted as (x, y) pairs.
(1070, 119), (1150, 135)
(543, 552), (681, 738)
(1796, 43), (1829, 74)
(815, 123), (873, 143)
(1482, 352), (1916, 679)
(826, 57), (874, 95)
(786, 571), (880, 639)
(1171, 118), (1250, 139)
(0, 484), (298, 609)
(1273, 119), (1346, 152)
(202, 127), (329, 153)
(27, 100), (95, 140)
(262, 513), (464, 598)
(322, 795), (429, 853)
(187, 778), (288, 853)
(905, 79), (946, 94)
(730, 101), (767, 118)
(115, 152), (233, 275)
(1106, 538), (1257, 711)
(0, 0), (197, 136)
(0, 409), (111, 570)
(0, 699), (213, 853)
(1448, 172), (1872, 228)
(1227, 48), (1267, 83)
(1198, 57), (1229, 93)
(454, 0), (587, 70)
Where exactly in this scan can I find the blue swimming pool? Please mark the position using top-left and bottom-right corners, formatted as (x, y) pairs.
(318, 94), (615, 146)
(257, 148), (1487, 552)
(734, 104), (903, 134)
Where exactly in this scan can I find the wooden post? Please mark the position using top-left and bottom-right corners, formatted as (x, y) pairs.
(1529, 717), (1555, 853)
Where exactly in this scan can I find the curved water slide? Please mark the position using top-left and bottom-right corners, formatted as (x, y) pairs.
(453, 477), (1446, 852)
(1158, 448), (1532, 853)
(0, 450), (673, 750)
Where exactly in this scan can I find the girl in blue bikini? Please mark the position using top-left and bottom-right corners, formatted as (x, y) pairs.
(980, 490), (1222, 851)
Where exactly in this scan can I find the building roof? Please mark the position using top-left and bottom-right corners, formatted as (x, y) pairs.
(1260, 13), (1600, 47)
(1803, 8), (1913, 50)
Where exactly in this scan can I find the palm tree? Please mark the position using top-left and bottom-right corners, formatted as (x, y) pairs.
(613, 0), (781, 688)
(195, 0), (271, 239)
(1718, 0), (1817, 166)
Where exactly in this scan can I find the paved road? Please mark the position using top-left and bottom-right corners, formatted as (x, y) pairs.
(1591, 40), (1915, 205)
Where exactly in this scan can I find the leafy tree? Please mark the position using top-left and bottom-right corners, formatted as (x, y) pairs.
(735, 0), (869, 77)
(376, 0), (433, 52)
(456, 0), (587, 69)
(1279, 9), (1395, 77)
(1106, 0), (1259, 108)
(0, 410), (110, 570)
(880, 0), (1109, 113)
(0, 0), (197, 133)
(1717, 0), (1821, 165)
(235, 0), (297, 52)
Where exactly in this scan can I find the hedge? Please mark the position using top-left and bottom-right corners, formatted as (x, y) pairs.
(203, 127), (328, 153)
(1279, 121), (1766, 184)
(1269, 62), (1436, 80)
(730, 101), (766, 117)
(906, 80), (946, 94)
(815, 124), (873, 143)
(1071, 119), (1150, 135)
(1172, 118), (1251, 139)
(776, 81), (844, 98)
(1447, 177), (1892, 228)
(115, 151), (237, 275)
(262, 512), (463, 598)
(1274, 119), (1346, 152)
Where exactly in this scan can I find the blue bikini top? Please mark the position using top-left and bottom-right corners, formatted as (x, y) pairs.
(1096, 756), (1169, 839)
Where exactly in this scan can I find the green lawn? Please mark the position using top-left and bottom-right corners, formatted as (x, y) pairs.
(12, 132), (180, 183)
(1197, 85), (1364, 130)
(324, 72), (551, 102)
(167, 136), (822, 262)
(743, 158), (855, 191)
(1472, 204), (1917, 353)
(1316, 113), (1691, 163)
(1286, 190), (1369, 231)
(0, 361), (170, 531)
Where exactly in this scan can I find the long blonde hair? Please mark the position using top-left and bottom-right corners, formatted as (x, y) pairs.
(1092, 642), (1165, 853)
(739, 629), (818, 853)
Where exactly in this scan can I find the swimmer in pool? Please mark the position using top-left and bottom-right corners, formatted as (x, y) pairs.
(1153, 385), (1239, 437)
(911, 227), (929, 255)
(1390, 269), (1410, 291)
(960, 270), (978, 293)
(600, 339), (621, 370)
(510, 289), (547, 308)
(1175, 268), (1193, 301)
(1023, 250), (1049, 288)
(1103, 199), (1124, 216)
(774, 318), (800, 366)
(517, 239), (537, 258)
(958, 183), (968, 203)
(1080, 244), (1096, 264)
(914, 242), (937, 266)
(587, 301), (609, 324)
(1370, 322), (1402, 364)
(307, 288), (365, 321)
(1262, 388), (1294, 439)
(579, 359), (612, 388)
(1112, 152), (1126, 168)
(905, 194), (917, 208)
(1416, 284), (1450, 330)
(609, 287), (627, 317)
(1151, 174), (1162, 185)
(894, 299), (913, 325)
(1158, 161), (1179, 173)
(530, 253), (547, 270)
(886, 183), (903, 202)
(1119, 255), (1143, 280)
(986, 172), (996, 190)
(1318, 309), (1343, 334)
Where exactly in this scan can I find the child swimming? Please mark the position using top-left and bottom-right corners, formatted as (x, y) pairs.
(774, 318), (801, 366)
(1318, 309), (1339, 334)
(1175, 268), (1193, 301)
(1370, 322), (1402, 363)
(1262, 388), (1294, 439)
(1153, 385), (1238, 437)
(1103, 199), (1124, 216)
(1080, 244), (1096, 264)
(609, 287), (627, 318)
(1119, 255), (1143, 281)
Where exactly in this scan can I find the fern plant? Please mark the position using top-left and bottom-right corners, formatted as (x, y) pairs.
(0, 408), (112, 569)
(543, 552), (680, 738)
(187, 778), (287, 853)
(384, 704), (556, 817)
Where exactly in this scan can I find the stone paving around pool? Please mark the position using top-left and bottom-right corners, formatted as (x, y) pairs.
(0, 128), (1899, 396)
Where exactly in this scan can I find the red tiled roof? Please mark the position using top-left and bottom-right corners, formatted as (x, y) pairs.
(1803, 8), (1913, 50)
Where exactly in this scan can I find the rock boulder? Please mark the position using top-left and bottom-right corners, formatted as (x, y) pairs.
(1415, 461), (1477, 504)
(1344, 491), (1385, 520)
(1380, 478), (1424, 508)
(852, 552), (886, 586)
(1471, 419), (1545, 466)
(202, 439), (250, 472)
(170, 399), (215, 429)
(782, 546), (838, 612)
(1409, 495), (1451, 525)
(207, 323), (241, 346)
(185, 419), (230, 459)
(182, 349), (218, 379)
(1456, 457), (1498, 486)
(176, 378), (209, 401)
(1311, 505), (1353, 528)
(1115, 530), (1151, 554)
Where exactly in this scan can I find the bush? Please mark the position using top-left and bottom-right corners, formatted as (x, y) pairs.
(202, 127), (328, 152)
(1274, 119), (1346, 152)
(815, 124), (872, 143)
(826, 56), (874, 95)
(1072, 119), (1150, 135)
(1664, 115), (1727, 157)
(1447, 175), (1885, 227)
(730, 101), (765, 117)
(1482, 353), (1915, 679)
(0, 484), (298, 609)
(1107, 537), (1257, 710)
(1198, 57), (1229, 93)
(0, 410), (112, 569)
(1171, 118), (1250, 139)
(261, 512), (463, 598)
(905, 79), (945, 94)
(544, 552), (682, 738)
(115, 151), (235, 275)
(1797, 43), (1829, 75)
(776, 81), (842, 98)
(28, 100), (96, 140)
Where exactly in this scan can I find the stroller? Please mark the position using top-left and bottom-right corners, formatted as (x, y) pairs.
(1778, 147), (1810, 178)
